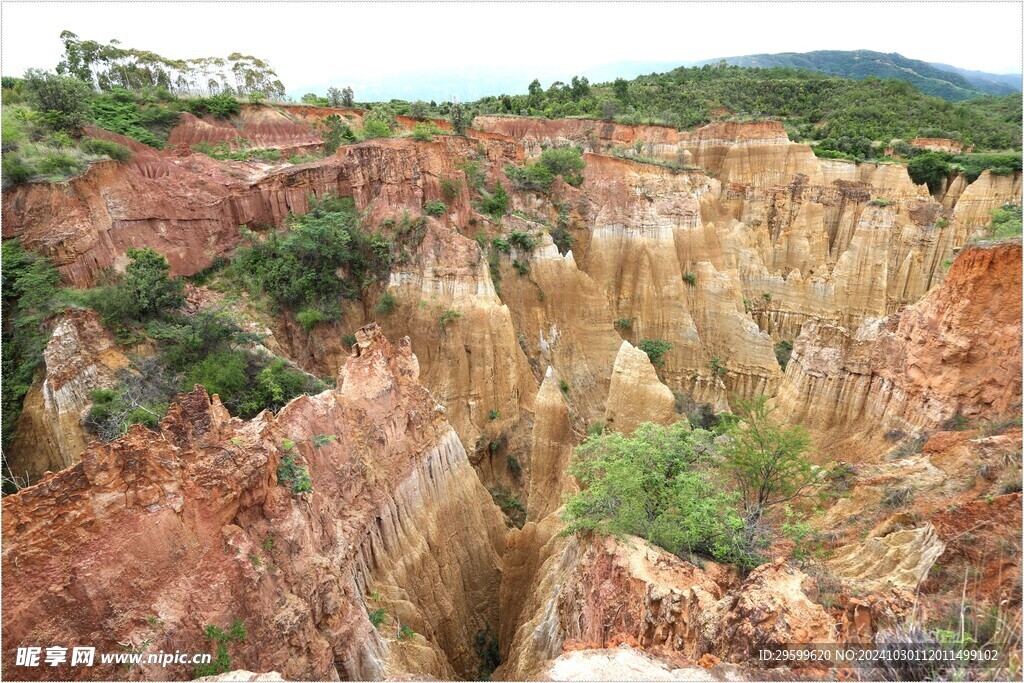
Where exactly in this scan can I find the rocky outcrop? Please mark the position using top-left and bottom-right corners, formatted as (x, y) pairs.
(8, 309), (131, 481)
(526, 368), (578, 523)
(604, 341), (678, 433)
(1, 325), (506, 681)
(776, 244), (1022, 445)
(829, 523), (946, 592)
(496, 533), (853, 679)
(2, 134), (520, 287)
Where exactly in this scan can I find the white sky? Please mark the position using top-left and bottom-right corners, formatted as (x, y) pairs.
(2, 1), (1021, 99)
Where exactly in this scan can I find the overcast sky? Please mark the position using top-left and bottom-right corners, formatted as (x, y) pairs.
(2, 2), (1021, 101)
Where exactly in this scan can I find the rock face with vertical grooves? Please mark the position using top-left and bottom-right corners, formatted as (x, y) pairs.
(775, 244), (1022, 456)
(8, 309), (131, 481)
(1, 325), (505, 681)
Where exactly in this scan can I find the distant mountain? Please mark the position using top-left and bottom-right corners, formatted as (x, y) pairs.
(697, 50), (1020, 101)
(927, 62), (1021, 95)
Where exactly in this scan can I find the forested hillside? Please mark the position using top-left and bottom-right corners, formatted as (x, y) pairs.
(698, 50), (1020, 100)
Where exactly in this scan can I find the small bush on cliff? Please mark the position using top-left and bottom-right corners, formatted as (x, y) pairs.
(277, 447), (313, 495)
(505, 147), (584, 194)
(424, 200), (447, 217)
(774, 340), (793, 371)
(638, 338), (672, 368)
(296, 308), (326, 331)
(474, 623), (501, 679)
(985, 203), (1022, 241)
(92, 88), (180, 148)
(322, 113), (355, 154)
(489, 485), (526, 528)
(193, 619), (246, 678)
(87, 247), (185, 324)
(480, 182), (509, 219)
(80, 137), (132, 160)
(227, 194), (393, 320)
(185, 93), (240, 119)
(368, 608), (387, 628)
(562, 422), (751, 566)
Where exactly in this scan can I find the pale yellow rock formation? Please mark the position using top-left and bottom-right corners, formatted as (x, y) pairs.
(829, 524), (946, 592)
(527, 367), (579, 522)
(9, 309), (130, 481)
(604, 341), (678, 434)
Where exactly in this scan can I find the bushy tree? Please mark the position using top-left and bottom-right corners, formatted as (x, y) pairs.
(638, 339), (672, 368)
(449, 101), (467, 135)
(326, 86), (343, 107)
(341, 86), (354, 107)
(409, 100), (430, 120)
(22, 69), (93, 132)
(907, 152), (951, 193)
(563, 422), (751, 566)
(720, 396), (814, 542)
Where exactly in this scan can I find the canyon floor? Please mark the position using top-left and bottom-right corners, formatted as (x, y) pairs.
(2, 105), (1022, 681)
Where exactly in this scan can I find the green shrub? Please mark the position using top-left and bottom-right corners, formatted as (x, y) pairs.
(488, 409), (500, 421)
(322, 114), (355, 154)
(682, 273), (696, 285)
(638, 339), (672, 368)
(411, 122), (440, 142)
(374, 292), (397, 315)
(721, 396), (814, 550)
(189, 350), (249, 399)
(550, 226), (573, 254)
(398, 625), (416, 641)
(87, 247), (185, 323)
(614, 318), (632, 331)
(489, 485), (526, 528)
(361, 119), (391, 140)
(80, 137), (132, 161)
(707, 356), (726, 378)
(538, 146), (586, 186)
(774, 340), (793, 371)
(342, 333), (358, 347)
(507, 454), (521, 477)
(92, 89), (180, 148)
(227, 194), (392, 317)
(296, 308), (326, 331)
(424, 200), (447, 217)
(985, 203), (1022, 240)
(277, 446), (313, 494)
(186, 94), (240, 118)
(440, 177), (460, 199)
(473, 623), (501, 679)
(563, 422), (752, 566)
(509, 230), (539, 251)
(2, 242), (66, 461)
(869, 198), (893, 206)
(368, 608), (387, 628)
(491, 237), (511, 253)
(22, 69), (93, 132)
(438, 308), (461, 329)
(481, 182), (509, 219)
(193, 619), (246, 678)
(559, 379), (570, 394)
(2, 154), (34, 186)
(907, 152), (952, 193)
(512, 260), (529, 276)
